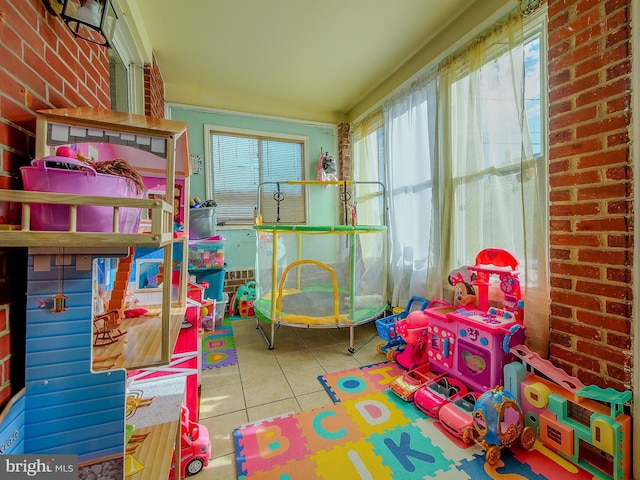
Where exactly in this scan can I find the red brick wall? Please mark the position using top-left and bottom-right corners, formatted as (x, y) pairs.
(144, 54), (165, 118)
(0, 0), (169, 408)
(225, 269), (253, 315)
(547, 0), (632, 391)
(337, 122), (352, 224)
(0, 0), (111, 175)
(0, 0), (113, 407)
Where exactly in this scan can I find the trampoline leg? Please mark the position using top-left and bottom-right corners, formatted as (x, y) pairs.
(270, 323), (275, 350)
(348, 325), (378, 355)
(255, 317), (275, 350)
(348, 326), (355, 354)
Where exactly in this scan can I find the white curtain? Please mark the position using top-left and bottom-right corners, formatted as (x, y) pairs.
(351, 111), (387, 299)
(352, 110), (385, 226)
(434, 11), (550, 356)
(383, 72), (438, 307)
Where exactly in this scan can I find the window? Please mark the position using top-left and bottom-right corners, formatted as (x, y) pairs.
(439, 8), (550, 355)
(546, 425), (563, 444)
(108, 6), (145, 114)
(205, 127), (307, 226)
(352, 6), (548, 327)
(448, 16), (547, 278)
(351, 110), (386, 226)
(109, 49), (129, 112)
(567, 400), (592, 427)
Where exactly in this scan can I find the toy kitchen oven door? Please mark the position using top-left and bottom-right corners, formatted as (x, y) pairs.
(424, 249), (526, 393)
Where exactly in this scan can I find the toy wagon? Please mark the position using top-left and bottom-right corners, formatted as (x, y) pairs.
(462, 386), (536, 465)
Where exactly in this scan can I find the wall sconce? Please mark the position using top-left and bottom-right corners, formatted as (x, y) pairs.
(43, 0), (118, 48)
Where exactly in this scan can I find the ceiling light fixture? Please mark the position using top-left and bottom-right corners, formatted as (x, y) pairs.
(519, 0), (542, 16)
(43, 0), (118, 48)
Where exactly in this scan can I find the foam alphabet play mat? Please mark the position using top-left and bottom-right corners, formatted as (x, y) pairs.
(233, 362), (595, 479)
(201, 319), (237, 369)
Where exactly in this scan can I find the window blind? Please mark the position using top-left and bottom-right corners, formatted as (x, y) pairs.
(210, 131), (305, 225)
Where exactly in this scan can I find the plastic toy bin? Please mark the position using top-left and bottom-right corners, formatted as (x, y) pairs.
(193, 264), (226, 301)
(189, 206), (216, 239)
(20, 157), (143, 232)
(215, 292), (229, 325)
(188, 238), (225, 270)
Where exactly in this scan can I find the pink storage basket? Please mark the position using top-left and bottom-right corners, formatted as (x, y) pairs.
(20, 156), (144, 233)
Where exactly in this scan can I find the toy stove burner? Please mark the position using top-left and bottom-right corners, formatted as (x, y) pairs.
(478, 313), (502, 325)
(457, 308), (509, 326)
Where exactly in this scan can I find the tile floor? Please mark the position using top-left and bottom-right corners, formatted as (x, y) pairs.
(193, 317), (386, 479)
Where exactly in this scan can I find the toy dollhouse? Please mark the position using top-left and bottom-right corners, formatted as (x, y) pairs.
(0, 107), (198, 479)
(505, 345), (632, 480)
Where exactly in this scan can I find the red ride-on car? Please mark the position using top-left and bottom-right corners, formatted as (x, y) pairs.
(169, 405), (211, 479)
(413, 375), (468, 419)
(438, 391), (482, 439)
(389, 363), (439, 402)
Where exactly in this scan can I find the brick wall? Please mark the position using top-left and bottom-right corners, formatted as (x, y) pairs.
(144, 54), (165, 118)
(338, 122), (352, 180)
(0, 0), (166, 407)
(338, 122), (352, 224)
(0, 0), (111, 176)
(547, 0), (633, 391)
(0, 0), (113, 407)
(225, 269), (253, 315)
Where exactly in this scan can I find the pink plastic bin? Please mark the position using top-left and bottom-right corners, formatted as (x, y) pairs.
(20, 156), (144, 232)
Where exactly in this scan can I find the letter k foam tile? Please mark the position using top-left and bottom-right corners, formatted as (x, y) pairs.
(313, 439), (394, 479)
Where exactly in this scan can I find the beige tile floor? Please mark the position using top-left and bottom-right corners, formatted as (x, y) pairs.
(193, 317), (386, 480)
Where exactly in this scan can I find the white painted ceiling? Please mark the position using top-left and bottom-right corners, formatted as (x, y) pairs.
(128, 0), (483, 123)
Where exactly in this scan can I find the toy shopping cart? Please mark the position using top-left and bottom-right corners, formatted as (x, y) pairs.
(375, 296), (429, 360)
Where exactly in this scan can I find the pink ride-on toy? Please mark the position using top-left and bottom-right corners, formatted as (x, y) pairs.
(375, 296), (429, 360)
(414, 375), (469, 419)
(438, 391), (482, 440)
(169, 404), (212, 479)
(393, 303), (435, 370)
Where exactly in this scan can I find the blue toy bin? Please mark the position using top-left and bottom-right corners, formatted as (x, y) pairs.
(194, 263), (226, 301)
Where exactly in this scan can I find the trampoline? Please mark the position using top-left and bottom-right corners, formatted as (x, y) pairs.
(253, 181), (388, 353)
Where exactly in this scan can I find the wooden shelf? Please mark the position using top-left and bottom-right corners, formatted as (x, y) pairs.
(93, 307), (186, 371)
(0, 190), (175, 248)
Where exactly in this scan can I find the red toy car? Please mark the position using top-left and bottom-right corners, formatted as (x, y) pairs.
(438, 391), (481, 439)
(169, 405), (211, 479)
(389, 364), (438, 402)
(413, 375), (468, 418)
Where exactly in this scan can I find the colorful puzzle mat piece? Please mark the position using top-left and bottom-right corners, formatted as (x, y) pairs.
(235, 361), (598, 479)
(201, 325), (237, 369)
(318, 361), (405, 402)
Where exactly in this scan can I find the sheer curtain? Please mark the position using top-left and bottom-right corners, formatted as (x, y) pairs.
(383, 72), (438, 307)
(434, 11), (550, 355)
(352, 109), (385, 226)
(351, 110), (387, 299)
